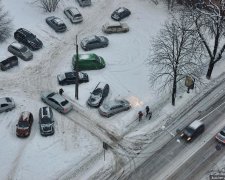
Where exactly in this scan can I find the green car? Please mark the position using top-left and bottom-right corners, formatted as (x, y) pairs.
(72, 53), (106, 71)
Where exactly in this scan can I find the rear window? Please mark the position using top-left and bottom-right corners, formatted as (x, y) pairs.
(61, 100), (69, 106)
(74, 14), (81, 17)
(6, 98), (12, 102)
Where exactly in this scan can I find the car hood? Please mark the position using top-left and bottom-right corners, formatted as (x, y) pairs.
(57, 74), (66, 81)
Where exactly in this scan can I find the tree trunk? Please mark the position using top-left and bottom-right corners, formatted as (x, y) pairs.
(206, 60), (215, 79)
(172, 76), (177, 106)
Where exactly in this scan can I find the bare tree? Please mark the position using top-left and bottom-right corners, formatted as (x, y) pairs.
(0, 0), (12, 42)
(39, 0), (61, 12)
(188, 0), (225, 79)
(149, 13), (204, 106)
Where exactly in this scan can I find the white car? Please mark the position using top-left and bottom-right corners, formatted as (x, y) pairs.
(64, 7), (83, 24)
(102, 22), (129, 34)
(0, 97), (15, 113)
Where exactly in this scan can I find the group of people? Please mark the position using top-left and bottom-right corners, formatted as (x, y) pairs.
(138, 106), (152, 122)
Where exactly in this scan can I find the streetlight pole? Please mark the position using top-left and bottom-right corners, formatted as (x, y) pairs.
(75, 35), (79, 100)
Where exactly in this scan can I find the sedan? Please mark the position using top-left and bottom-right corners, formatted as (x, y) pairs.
(216, 126), (225, 144)
(8, 42), (33, 61)
(57, 71), (89, 86)
(98, 99), (131, 118)
(16, 111), (33, 137)
(87, 82), (109, 107)
(102, 22), (129, 34)
(80, 35), (108, 51)
(41, 91), (73, 114)
(0, 97), (15, 113)
(111, 7), (131, 21)
(46, 16), (67, 33)
(14, 28), (43, 50)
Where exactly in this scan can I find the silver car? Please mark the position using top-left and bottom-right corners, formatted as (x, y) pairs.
(64, 7), (83, 24)
(216, 126), (225, 144)
(8, 42), (33, 61)
(102, 22), (129, 34)
(0, 97), (15, 113)
(98, 99), (131, 117)
(80, 35), (108, 51)
(41, 91), (73, 114)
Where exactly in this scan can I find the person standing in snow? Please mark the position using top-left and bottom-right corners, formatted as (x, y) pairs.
(59, 88), (64, 95)
(138, 111), (143, 122)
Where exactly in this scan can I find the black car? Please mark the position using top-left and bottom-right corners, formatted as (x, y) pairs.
(39, 106), (54, 136)
(80, 35), (108, 51)
(14, 28), (43, 51)
(57, 71), (89, 86)
(111, 7), (131, 21)
(46, 16), (67, 33)
(180, 120), (205, 142)
(87, 82), (109, 107)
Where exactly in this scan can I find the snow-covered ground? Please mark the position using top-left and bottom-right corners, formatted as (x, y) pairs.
(2, 0), (225, 179)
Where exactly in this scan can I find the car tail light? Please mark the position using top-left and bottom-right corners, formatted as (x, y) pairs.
(187, 137), (191, 141)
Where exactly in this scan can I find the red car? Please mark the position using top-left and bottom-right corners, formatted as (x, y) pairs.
(16, 111), (33, 137)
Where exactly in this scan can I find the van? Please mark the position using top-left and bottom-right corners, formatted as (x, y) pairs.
(72, 53), (105, 71)
(77, 0), (91, 7)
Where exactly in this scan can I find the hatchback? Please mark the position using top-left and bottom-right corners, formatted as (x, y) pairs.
(16, 111), (33, 137)
(80, 35), (108, 51)
(87, 82), (109, 107)
(72, 53), (105, 71)
(14, 28), (43, 50)
(57, 71), (89, 86)
(111, 7), (131, 21)
(46, 16), (67, 32)
(39, 106), (54, 136)
(102, 22), (129, 34)
(41, 91), (73, 114)
(99, 99), (131, 117)
(0, 97), (15, 113)
(64, 7), (83, 23)
(8, 42), (33, 61)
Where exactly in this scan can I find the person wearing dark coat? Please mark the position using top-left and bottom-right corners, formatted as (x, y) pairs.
(59, 88), (64, 95)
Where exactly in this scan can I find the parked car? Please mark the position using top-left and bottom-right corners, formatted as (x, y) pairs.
(39, 106), (54, 136)
(41, 91), (73, 114)
(46, 16), (67, 33)
(80, 35), (108, 51)
(0, 97), (15, 113)
(215, 126), (225, 144)
(99, 99), (131, 117)
(102, 22), (129, 34)
(14, 28), (43, 50)
(64, 7), (83, 23)
(77, 0), (91, 7)
(57, 71), (89, 86)
(180, 120), (205, 142)
(16, 111), (33, 137)
(111, 7), (131, 21)
(8, 42), (33, 61)
(0, 56), (18, 71)
(72, 53), (105, 71)
(87, 82), (109, 107)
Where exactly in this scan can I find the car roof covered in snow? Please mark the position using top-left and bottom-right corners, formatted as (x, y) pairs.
(189, 120), (203, 130)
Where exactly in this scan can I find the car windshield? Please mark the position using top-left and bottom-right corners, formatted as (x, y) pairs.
(74, 14), (81, 17)
(61, 100), (69, 106)
(6, 98), (12, 102)
(20, 46), (28, 52)
(220, 129), (225, 136)
(93, 88), (102, 95)
(47, 92), (55, 98)
(41, 116), (52, 124)
(18, 120), (29, 128)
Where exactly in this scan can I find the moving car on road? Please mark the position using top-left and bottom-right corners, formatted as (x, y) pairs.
(180, 120), (205, 142)
(111, 7), (131, 21)
(14, 28), (43, 50)
(16, 111), (33, 137)
(99, 99), (131, 117)
(80, 35), (108, 51)
(215, 126), (225, 144)
(102, 22), (129, 34)
(87, 82), (109, 107)
(57, 71), (89, 86)
(8, 42), (33, 61)
(41, 91), (73, 114)
(46, 16), (67, 32)
(0, 97), (15, 113)
(64, 7), (83, 23)
(39, 106), (54, 136)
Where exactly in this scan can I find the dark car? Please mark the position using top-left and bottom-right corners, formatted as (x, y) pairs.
(180, 120), (205, 142)
(0, 97), (15, 113)
(87, 82), (109, 107)
(80, 35), (108, 51)
(39, 106), (54, 136)
(46, 16), (67, 33)
(16, 111), (33, 137)
(14, 28), (43, 51)
(111, 7), (131, 21)
(57, 71), (89, 86)
(0, 56), (18, 71)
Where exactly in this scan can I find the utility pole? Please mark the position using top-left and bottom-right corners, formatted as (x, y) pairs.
(75, 35), (79, 100)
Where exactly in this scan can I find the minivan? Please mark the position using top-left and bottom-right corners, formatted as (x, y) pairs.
(77, 0), (91, 7)
(72, 53), (105, 71)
